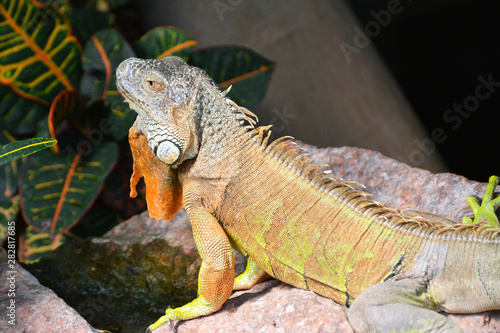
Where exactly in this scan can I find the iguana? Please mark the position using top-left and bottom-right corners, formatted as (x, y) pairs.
(116, 56), (500, 333)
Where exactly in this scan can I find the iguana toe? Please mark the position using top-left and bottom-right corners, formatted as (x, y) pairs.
(462, 175), (500, 227)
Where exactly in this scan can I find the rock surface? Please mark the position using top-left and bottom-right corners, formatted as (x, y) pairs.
(5, 145), (500, 332)
(0, 261), (97, 333)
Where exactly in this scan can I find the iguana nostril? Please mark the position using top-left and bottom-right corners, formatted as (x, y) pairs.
(117, 57), (142, 77)
(116, 60), (130, 76)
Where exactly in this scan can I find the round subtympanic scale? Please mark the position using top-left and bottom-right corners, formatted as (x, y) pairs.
(157, 140), (180, 165)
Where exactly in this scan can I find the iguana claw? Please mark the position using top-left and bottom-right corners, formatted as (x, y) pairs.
(462, 175), (500, 228)
(145, 318), (176, 333)
(169, 319), (176, 333)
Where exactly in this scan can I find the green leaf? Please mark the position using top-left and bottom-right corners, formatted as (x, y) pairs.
(0, 85), (49, 134)
(105, 92), (137, 140)
(19, 225), (76, 263)
(0, 217), (6, 240)
(190, 46), (275, 110)
(47, 89), (81, 153)
(0, 138), (57, 167)
(80, 28), (133, 100)
(107, 0), (132, 8)
(35, 115), (52, 140)
(0, 197), (19, 234)
(71, 200), (122, 238)
(0, 0), (82, 133)
(40, 0), (71, 12)
(20, 141), (118, 237)
(67, 7), (116, 46)
(80, 28), (136, 140)
(134, 26), (197, 60)
(0, 131), (20, 233)
(69, 0), (130, 10)
(0, 185), (17, 240)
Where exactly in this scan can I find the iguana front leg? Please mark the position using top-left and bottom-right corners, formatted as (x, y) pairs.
(148, 203), (235, 332)
(462, 175), (500, 227)
(233, 258), (271, 291)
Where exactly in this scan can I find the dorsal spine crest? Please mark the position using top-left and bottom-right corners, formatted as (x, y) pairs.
(225, 97), (500, 243)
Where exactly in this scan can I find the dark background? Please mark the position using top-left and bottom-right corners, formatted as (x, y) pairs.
(349, 0), (500, 181)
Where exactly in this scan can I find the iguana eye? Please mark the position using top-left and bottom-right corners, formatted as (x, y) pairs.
(144, 79), (162, 92)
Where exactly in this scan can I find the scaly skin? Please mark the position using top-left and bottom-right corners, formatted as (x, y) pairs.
(117, 56), (500, 333)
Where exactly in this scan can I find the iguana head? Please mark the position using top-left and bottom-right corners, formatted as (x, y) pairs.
(117, 56), (214, 167)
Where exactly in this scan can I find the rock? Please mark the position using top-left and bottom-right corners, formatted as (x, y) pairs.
(447, 312), (500, 333)
(0, 262), (97, 333)
(20, 145), (500, 332)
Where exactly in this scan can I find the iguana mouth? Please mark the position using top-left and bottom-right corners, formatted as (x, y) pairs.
(117, 82), (141, 113)
(154, 139), (182, 165)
